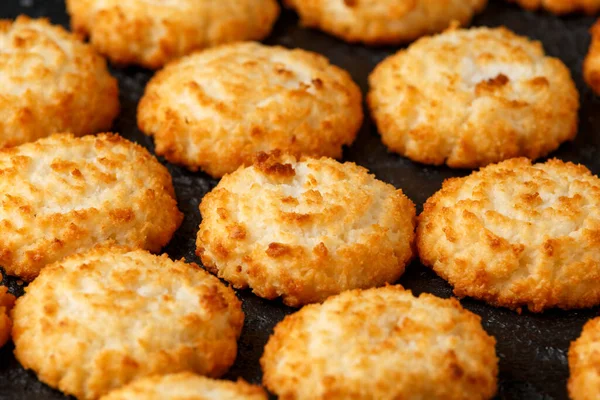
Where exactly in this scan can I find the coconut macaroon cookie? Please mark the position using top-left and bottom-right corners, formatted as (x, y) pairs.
(261, 286), (498, 400)
(368, 26), (579, 168)
(507, 0), (600, 14)
(284, 0), (487, 45)
(568, 318), (600, 400)
(66, 0), (280, 68)
(138, 42), (363, 177)
(0, 285), (15, 348)
(100, 373), (267, 400)
(12, 246), (245, 400)
(585, 20), (600, 95)
(0, 16), (119, 148)
(0, 133), (183, 281)
(418, 158), (600, 313)
(196, 152), (415, 307)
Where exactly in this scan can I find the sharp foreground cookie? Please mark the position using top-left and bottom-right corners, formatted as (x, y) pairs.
(66, 0), (280, 68)
(138, 42), (363, 177)
(0, 133), (183, 281)
(261, 285), (498, 400)
(284, 0), (487, 45)
(585, 19), (600, 95)
(100, 373), (267, 400)
(0, 285), (15, 349)
(368, 26), (579, 168)
(569, 318), (600, 400)
(196, 152), (416, 307)
(0, 16), (119, 147)
(506, 0), (600, 14)
(418, 158), (600, 313)
(12, 246), (244, 400)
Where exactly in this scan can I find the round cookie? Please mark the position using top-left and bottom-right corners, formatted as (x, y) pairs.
(100, 373), (267, 400)
(283, 0), (487, 45)
(12, 245), (245, 400)
(138, 42), (363, 178)
(0, 285), (15, 348)
(585, 20), (600, 95)
(196, 152), (416, 307)
(0, 133), (183, 281)
(368, 26), (579, 168)
(261, 285), (498, 400)
(66, 0), (280, 69)
(569, 318), (600, 400)
(0, 16), (119, 148)
(507, 0), (600, 14)
(417, 158), (600, 313)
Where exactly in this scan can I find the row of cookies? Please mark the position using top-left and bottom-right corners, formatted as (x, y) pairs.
(3, 13), (598, 167)
(60, 0), (600, 70)
(5, 238), (499, 399)
(1, 132), (597, 314)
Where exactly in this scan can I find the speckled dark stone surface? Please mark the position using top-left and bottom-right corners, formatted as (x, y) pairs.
(0, 1), (599, 399)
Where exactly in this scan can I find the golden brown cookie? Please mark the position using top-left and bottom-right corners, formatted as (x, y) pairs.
(585, 19), (600, 95)
(12, 245), (244, 400)
(418, 158), (600, 312)
(284, 0), (487, 45)
(66, 0), (280, 68)
(507, 0), (600, 14)
(0, 133), (182, 281)
(0, 16), (119, 147)
(196, 152), (416, 307)
(261, 285), (498, 400)
(569, 317), (600, 400)
(138, 42), (363, 177)
(100, 373), (267, 400)
(368, 26), (579, 168)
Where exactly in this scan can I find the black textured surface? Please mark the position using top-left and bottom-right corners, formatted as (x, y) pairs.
(1, 1), (599, 399)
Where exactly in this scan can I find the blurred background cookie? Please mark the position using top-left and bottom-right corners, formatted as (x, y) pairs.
(196, 152), (415, 307)
(100, 373), (267, 400)
(284, 0), (487, 45)
(66, 0), (280, 68)
(0, 133), (182, 281)
(418, 158), (600, 312)
(585, 19), (600, 95)
(0, 284), (15, 349)
(12, 246), (244, 400)
(261, 285), (498, 400)
(569, 317), (600, 400)
(368, 26), (579, 168)
(507, 0), (600, 14)
(0, 16), (119, 148)
(138, 42), (363, 177)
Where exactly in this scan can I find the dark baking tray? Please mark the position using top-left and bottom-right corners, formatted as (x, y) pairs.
(0, 1), (599, 399)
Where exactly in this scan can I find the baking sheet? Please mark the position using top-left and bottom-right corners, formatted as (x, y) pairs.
(0, 0), (599, 399)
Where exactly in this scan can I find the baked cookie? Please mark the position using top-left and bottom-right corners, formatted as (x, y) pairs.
(0, 16), (119, 147)
(196, 151), (416, 307)
(507, 0), (600, 14)
(261, 285), (498, 400)
(66, 0), (280, 68)
(569, 317), (600, 400)
(368, 26), (579, 168)
(418, 158), (600, 313)
(138, 42), (363, 177)
(585, 19), (600, 95)
(100, 373), (267, 400)
(0, 133), (182, 281)
(284, 0), (487, 45)
(12, 245), (244, 400)
(0, 285), (15, 348)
